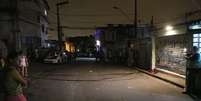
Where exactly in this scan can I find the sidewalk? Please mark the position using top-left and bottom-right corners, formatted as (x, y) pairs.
(136, 68), (185, 88)
(136, 67), (201, 100)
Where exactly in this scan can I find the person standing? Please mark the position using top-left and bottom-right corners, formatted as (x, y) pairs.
(4, 52), (27, 101)
(0, 55), (6, 101)
(17, 51), (29, 78)
(185, 46), (200, 93)
(127, 44), (134, 67)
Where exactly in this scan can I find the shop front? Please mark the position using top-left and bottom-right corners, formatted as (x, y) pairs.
(155, 24), (189, 75)
(154, 19), (201, 76)
(156, 34), (188, 75)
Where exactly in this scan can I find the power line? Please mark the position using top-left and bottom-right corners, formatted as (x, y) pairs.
(48, 10), (135, 17)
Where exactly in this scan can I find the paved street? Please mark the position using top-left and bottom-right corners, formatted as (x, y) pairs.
(27, 59), (193, 101)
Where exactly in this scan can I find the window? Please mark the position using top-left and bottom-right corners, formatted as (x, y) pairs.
(193, 33), (201, 52)
(37, 16), (40, 23)
(42, 24), (45, 33)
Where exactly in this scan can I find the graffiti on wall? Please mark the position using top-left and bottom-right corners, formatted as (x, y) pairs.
(156, 35), (188, 75)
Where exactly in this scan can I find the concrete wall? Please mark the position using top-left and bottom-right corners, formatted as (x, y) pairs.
(153, 23), (193, 75)
(40, 16), (48, 47)
(0, 13), (13, 40)
(133, 38), (152, 69)
(0, 0), (17, 52)
(0, 0), (49, 53)
(0, 40), (8, 58)
(99, 24), (152, 66)
(18, 0), (48, 49)
(156, 35), (188, 75)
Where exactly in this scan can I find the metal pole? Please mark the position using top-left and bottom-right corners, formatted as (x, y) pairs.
(56, 5), (61, 50)
(56, 1), (69, 51)
(134, 0), (137, 38)
(14, 0), (21, 52)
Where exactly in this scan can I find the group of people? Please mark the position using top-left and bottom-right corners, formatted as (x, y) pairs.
(0, 51), (29, 101)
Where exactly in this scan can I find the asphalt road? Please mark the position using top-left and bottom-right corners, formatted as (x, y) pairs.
(27, 59), (193, 101)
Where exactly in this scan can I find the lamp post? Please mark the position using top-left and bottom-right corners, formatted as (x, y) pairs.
(56, 1), (69, 51)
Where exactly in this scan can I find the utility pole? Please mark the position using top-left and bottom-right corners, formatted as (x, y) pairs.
(113, 6), (132, 22)
(13, 0), (21, 52)
(56, 4), (61, 50)
(134, 0), (137, 38)
(56, 1), (69, 51)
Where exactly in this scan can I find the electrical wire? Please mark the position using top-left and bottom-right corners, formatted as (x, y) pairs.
(46, 0), (201, 27)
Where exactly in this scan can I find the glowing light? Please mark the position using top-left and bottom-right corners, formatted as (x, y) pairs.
(65, 42), (70, 52)
(45, 10), (47, 16)
(96, 40), (101, 46)
(47, 43), (50, 47)
(165, 30), (177, 36)
(165, 25), (173, 31)
(183, 48), (187, 52)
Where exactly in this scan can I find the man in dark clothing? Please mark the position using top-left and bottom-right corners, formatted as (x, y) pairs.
(185, 46), (200, 94)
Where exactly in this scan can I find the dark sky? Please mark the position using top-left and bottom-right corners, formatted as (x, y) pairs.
(47, 0), (201, 38)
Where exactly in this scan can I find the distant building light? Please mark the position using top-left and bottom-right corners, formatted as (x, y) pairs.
(47, 43), (50, 47)
(45, 10), (47, 16)
(165, 25), (173, 31)
(96, 40), (101, 46)
(183, 48), (187, 53)
(64, 42), (70, 52)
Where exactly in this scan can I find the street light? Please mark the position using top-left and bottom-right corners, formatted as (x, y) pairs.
(165, 25), (177, 36)
(165, 25), (173, 31)
(56, 1), (69, 51)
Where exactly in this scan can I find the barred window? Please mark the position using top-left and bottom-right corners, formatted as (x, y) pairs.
(193, 33), (201, 52)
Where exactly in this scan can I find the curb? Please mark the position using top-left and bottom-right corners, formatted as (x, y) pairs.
(135, 68), (185, 88)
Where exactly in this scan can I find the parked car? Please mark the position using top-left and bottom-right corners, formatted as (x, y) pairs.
(43, 51), (68, 64)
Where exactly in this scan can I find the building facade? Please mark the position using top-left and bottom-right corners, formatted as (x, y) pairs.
(97, 24), (152, 67)
(0, 0), (49, 55)
(152, 12), (201, 75)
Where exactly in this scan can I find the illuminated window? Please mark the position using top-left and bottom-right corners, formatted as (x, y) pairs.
(193, 33), (201, 52)
(194, 34), (199, 37)
(193, 38), (199, 42)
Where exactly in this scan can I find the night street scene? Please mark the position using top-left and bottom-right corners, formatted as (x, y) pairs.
(1, 0), (201, 101)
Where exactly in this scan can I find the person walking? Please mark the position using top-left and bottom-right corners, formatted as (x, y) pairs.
(4, 52), (27, 101)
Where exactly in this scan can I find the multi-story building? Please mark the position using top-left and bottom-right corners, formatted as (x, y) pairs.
(0, 0), (49, 55)
(153, 11), (201, 75)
